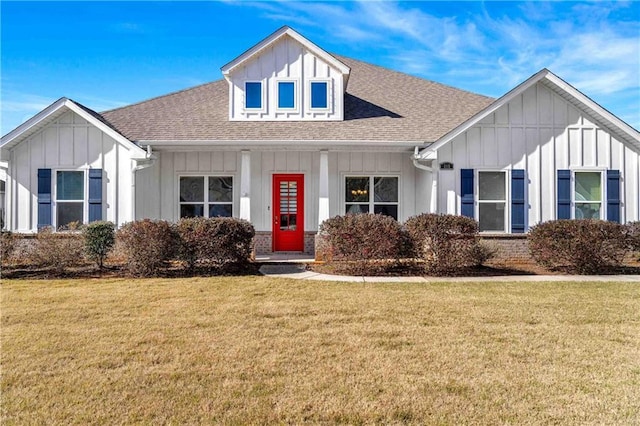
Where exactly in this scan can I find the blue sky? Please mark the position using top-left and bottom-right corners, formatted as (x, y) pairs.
(2, 1), (639, 136)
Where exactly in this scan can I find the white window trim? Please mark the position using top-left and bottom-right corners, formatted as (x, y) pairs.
(342, 174), (400, 219)
(242, 80), (266, 113)
(177, 174), (235, 219)
(53, 169), (88, 230)
(307, 79), (332, 112)
(274, 78), (300, 112)
(571, 168), (606, 220)
(475, 169), (510, 233)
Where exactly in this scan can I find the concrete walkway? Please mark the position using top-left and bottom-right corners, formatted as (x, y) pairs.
(259, 264), (640, 282)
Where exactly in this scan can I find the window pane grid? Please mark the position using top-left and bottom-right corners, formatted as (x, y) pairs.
(477, 171), (507, 232)
(573, 172), (602, 219)
(345, 176), (398, 220)
(56, 171), (85, 228)
(180, 176), (233, 218)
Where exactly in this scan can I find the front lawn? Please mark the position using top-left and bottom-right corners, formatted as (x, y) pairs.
(2, 277), (639, 424)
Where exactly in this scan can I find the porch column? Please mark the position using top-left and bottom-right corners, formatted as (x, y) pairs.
(318, 150), (329, 228)
(240, 150), (251, 221)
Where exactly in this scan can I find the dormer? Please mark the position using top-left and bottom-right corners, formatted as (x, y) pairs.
(221, 26), (351, 121)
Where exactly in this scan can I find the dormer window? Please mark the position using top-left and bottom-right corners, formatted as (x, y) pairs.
(245, 82), (262, 109)
(277, 81), (296, 109)
(310, 81), (328, 109)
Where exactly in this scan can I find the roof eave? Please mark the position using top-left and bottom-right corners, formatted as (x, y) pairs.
(0, 98), (148, 159)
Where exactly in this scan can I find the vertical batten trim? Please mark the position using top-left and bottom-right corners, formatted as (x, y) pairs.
(318, 150), (329, 228)
(240, 150), (251, 221)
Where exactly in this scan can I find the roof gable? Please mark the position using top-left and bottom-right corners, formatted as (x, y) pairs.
(418, 69), (640, 158)
(221, 26), (350, 81)
(101, 56), (493, 143)
(0, 98), (147, 159)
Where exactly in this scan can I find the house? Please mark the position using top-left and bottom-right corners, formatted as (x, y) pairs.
(1, 26), (639, 256)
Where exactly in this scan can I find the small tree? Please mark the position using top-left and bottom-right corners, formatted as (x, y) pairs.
(84, 221), (115, 269)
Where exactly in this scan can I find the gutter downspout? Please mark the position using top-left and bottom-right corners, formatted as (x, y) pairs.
(411, 146), (433, 172)
(131, 145), (156, 221)
(411, 147), (437, 213)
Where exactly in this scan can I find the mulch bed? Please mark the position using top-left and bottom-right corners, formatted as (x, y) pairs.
(1, 262), (262, 280)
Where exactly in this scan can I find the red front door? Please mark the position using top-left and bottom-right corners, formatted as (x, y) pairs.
(273, 174), (304, 251)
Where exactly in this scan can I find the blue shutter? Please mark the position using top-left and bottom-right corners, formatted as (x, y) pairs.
(37, 168), (52, 229)
(511, 169), (526, 233)
(461, 169), (474, 218)
(88, 169), (103, 222)
(557, 170), (571, 219)
(606, 170), (620, 223)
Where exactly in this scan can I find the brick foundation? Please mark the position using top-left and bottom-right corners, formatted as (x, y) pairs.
(479, 234), (533, 267)
(253, 231), (316, 255)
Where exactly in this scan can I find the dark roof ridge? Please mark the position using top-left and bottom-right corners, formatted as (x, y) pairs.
(100, 79), (224, 114)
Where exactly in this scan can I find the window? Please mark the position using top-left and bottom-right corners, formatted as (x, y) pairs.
(179, 176), (233, 218)
(477, 171), (506, 232)
(56, 171), (84, 228)
(345, 176), (398, 219)
(310, 81), (328, 109)
(277, 81), (295, 109)
(574, 171), (602, 219)
(245, 82), (262, 109)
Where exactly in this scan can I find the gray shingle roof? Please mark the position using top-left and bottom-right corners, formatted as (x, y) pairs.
(101, 56), (493, 143)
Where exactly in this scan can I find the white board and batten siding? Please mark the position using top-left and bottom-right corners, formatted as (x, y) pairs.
(136, 149), (425, 233)
(436, 82), (640, 226)
(227, 35), (344, 121)
(6, 111), (135, 232)
(135, 151), (239, 223)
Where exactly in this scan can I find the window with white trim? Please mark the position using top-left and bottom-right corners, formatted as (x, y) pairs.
(179, 176), (233, 218)
(244, 82), (262, 109)
(574, 171), (602, 219)
(310, 81), (329, 109)
(345, 176), (398, 220)
(477, 171), (507, 232)
(277, 81), (296, 109)
(56, 170), (85, 228)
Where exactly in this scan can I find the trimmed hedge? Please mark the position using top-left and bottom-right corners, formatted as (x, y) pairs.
(319, 213), (409, 274)
(405, 213), (485, 275)
(32, 227), (86, 272)
(625, 221), (640, 253)
(83, 221), (115, 269)
(117, 219), (177, 276)
(1, 231), (16, 266)
(528, 219), (628, 274)
(175, 217), (255, 269)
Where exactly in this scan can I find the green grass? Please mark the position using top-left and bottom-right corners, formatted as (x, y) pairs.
(2, 277), (639, 424)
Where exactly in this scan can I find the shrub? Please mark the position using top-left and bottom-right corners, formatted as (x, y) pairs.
(404, 214), (483, 275)
(116, 220), (177, 276)
(175, 217), (255, 269)
(84, 221), (115, 269)
(32, 227), (86, 272)
(1, 231), (16, 266)
(625, 221), (640, 253)
(319, 214), (408, 274)
(528, 219), (628, 274)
